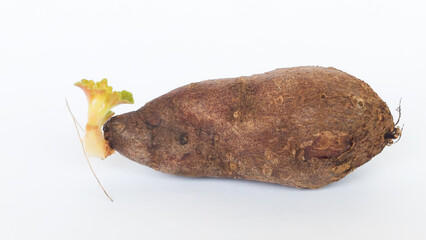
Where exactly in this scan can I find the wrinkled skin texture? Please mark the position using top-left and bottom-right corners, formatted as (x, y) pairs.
(104, 66), (398, 188)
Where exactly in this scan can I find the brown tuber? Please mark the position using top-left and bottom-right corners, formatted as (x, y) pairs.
(101, 66), (400, 189)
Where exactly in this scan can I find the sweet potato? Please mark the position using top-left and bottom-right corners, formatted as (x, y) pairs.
(103, 66), (399, 188)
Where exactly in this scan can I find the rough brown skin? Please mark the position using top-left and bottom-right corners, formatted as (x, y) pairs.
(104, 66), (399, 188)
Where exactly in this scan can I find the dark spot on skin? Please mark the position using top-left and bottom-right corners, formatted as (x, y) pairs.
(320, 93), (326, 99)
(179, 133), (188, 145)
(358, 101), (364, 107)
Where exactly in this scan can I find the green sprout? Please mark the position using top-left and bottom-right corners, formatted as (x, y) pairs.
(75, 79), (134, 159)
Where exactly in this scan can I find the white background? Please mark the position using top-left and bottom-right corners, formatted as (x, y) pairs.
(1, 0), (425, 239)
